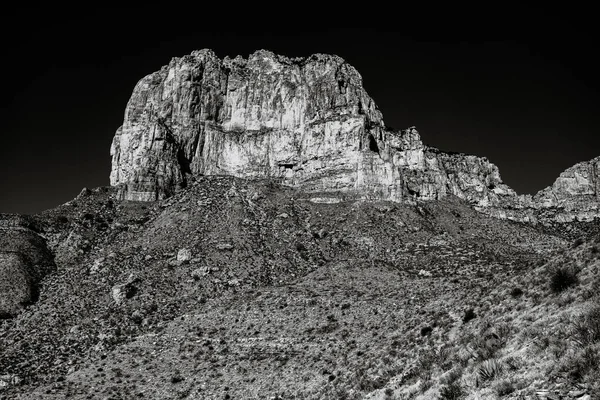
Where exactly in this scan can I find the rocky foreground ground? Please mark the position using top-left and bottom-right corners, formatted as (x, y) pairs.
(1, 177), (599, 399)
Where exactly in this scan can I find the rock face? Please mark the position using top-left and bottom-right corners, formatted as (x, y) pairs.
(110, 49), (599, 222)
(533, 157), (600, 222)
(110, 49), (515, 208)
(0, 216), (54, 317)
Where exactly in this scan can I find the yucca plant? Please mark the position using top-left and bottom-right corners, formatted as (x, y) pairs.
(572, 306), (600, 347)
(478, 358), (503, 382)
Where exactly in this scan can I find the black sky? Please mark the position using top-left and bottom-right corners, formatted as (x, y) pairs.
(2, 8), (599, 214)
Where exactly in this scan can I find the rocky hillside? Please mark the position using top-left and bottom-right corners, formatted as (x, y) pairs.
(0, 176), (597, 399)
(109, 49), (599, 224)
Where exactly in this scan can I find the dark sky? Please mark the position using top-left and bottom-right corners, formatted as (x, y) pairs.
(2, 9), (599, 214)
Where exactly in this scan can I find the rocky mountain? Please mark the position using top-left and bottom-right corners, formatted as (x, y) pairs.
(110, 49), (599, 224)
(1, 50), (599, 399)
(0, 177), (598, 399)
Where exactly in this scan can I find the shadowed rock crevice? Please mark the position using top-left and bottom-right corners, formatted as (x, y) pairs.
(368, 133), (379, 153)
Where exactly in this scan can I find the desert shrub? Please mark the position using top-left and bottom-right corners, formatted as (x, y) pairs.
(420, 326), (433, 336)
(82, 212), (95, 220)
(503, 356), (522, 371)
(414, 350), (436, 381)
(477, 359), (503, 382)
(439, 381), (464, 399)
(463, 308), (476, 323)
(440, 367), (463, 385)
(572, 306), (600, 347)
(471, 324), (510, 361)
(170, 372), (184, 384)
(562, 346), (600, 382)
(493, 379), (515, 396)
(549, 267), (578, 293)
(436, 346), (454, 371)
(419, 379), (433, 393)
(510, 287), (524, 298)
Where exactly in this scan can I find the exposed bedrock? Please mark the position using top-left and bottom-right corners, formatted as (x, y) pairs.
(109, 49), (599, 223)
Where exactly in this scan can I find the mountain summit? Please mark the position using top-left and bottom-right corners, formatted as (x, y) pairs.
(110, 49), (599, 224)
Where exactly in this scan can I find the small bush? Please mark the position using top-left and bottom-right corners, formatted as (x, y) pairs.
(510, 287), (524, 298)
(463, 308), (476, 323)
(421, 326), (433, 336)
(563, 346), (600, 382)
(170, 373), (184, 384)
(471, 324), (510, 361)
(440, 367), (464, 385)
(82, 213), (95, 221)
(440, 381), (463, 400)
(493, 379), (515, 396)
(503, 356), (522, 371)
(550, 267), (578, 293)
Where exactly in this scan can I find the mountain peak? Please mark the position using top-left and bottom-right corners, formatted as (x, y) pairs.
(110, 49), (599, 223)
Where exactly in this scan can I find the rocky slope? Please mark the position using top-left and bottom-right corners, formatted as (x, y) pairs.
(0, 178), (598, 399)
(109, 49), (599, 224)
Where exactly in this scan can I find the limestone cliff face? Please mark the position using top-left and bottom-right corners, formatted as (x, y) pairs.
(110, 49), (598, 223)
(110, 49), (515, 208)
(532, 157), (600, 222)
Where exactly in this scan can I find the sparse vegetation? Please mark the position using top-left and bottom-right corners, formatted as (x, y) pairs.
(0, 177), (596, 398)
(572, 305), (600, 347)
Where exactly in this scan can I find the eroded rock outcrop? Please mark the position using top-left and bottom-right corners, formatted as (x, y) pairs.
(110, 49), (516, 208)
(0, 216), (54, 317)
(533, 157), (600, 222)
(110, 49), (599, 223)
